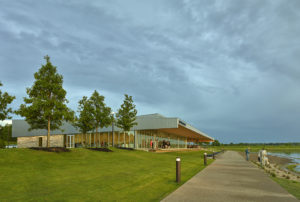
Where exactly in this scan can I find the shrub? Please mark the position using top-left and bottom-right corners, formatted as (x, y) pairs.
(286, 176), (290, 179)
(271, 172), (276, 177)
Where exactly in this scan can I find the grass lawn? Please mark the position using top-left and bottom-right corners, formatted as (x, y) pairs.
(0, 148), (212, 201)
(271, 177), (300, 200)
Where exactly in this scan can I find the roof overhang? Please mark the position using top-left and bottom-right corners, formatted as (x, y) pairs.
(159, 125), (214, 142)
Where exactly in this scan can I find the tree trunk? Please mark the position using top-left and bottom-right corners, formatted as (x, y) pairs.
(124, 132), (125, 147)
(96, 127), (98, 148)
(47, 117), (50, 148)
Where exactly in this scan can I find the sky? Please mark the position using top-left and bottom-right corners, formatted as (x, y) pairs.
(0, 0), (299, 143)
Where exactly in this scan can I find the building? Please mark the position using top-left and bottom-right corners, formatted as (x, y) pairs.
(12, 113), (214, 149)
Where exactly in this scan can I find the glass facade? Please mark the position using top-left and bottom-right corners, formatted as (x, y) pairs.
(136, 130), (188, 149)
(65, 130), (199, 149)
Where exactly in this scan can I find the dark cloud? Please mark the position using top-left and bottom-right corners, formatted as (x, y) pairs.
(1, 0), (299, 143)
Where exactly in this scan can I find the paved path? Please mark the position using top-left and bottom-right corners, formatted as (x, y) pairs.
(162, 151), (298, 202)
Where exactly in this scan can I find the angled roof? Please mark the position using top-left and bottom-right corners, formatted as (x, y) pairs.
(12, 113), (213, 141)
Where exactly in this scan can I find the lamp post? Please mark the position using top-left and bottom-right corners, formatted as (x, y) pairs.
(176, 157), (181, 183)
(111, 112), (115, 147)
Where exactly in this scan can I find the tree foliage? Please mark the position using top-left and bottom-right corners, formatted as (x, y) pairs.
(0, 124), (15, 141)
(0, 81), (15, 120)
(116, 94), (137, 132)
(74, 96), (95, 135)
(211, 139), (221, 146)
(89, 90), (112, 133)
(16, 55), (74, 147)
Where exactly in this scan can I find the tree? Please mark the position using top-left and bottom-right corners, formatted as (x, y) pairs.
(0, 81), (15, 121)
(212, 139), (221, 146)
(89, 90), (112, 135)
(116, 94), (137, 147)
(16, 55), (74, 147)
(0, 81), (15, 148)
(74, 96), (94, 147)
(0, 124), (16, 148)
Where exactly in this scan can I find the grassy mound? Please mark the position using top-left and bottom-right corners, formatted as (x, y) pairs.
(0, 148), (212, 201)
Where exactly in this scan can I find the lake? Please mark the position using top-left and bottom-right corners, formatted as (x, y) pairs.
(268, 151), (300, 172)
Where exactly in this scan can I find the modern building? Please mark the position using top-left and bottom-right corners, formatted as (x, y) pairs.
(12, 113), (214, 149)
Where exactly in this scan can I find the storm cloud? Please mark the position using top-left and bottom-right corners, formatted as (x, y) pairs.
(1, 0), (300, 143)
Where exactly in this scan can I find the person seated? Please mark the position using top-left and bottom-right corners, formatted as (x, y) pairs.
(162, 140), (166, 149)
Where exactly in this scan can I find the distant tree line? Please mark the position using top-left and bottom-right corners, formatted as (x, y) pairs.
(223, 142), (300, 146)
(1, 55), (137, 148)
(199, 140), (300, 147)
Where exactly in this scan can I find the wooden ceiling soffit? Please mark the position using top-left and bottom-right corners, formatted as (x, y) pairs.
(158, 125), (212, 141)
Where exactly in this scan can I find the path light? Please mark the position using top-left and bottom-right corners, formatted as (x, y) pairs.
(204, 153), (207, 166)
(176, 157), (181, 183)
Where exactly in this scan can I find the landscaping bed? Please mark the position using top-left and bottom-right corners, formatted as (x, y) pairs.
(29, 147), (70, 153)
(116, 147), (135, 151)
(88, 148), (113, 152)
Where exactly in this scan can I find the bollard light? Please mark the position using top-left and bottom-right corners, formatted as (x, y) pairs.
(204, 153), (207, 166)
(176, 157), (181, 183)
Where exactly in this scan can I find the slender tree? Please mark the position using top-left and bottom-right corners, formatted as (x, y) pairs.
(89, 90), (112, 135)
(0, 81), (15, 121)
(16, 55), (74, 147)
(116, 94), (137, 147)
(74, 96), (94, 147)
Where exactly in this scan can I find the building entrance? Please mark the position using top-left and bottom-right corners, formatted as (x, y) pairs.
(66, 135), (75, 148)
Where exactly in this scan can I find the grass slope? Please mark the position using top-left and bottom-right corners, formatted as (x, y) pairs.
(271, 177), (300, 200)
(0, 148), (212, 201)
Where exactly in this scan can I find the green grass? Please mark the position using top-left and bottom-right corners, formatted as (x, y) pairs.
(0, 148), (212, 201)
(271, 177), (300, 200)
(286, 164), (300, 174)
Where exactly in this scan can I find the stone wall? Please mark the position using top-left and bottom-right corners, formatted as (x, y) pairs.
(17, 135), (64, 148)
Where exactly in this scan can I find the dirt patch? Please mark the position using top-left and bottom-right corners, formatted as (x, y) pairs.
(30, 147), (70, 153)
(88, 148), (113, 152)
(239, 152), (292, 165)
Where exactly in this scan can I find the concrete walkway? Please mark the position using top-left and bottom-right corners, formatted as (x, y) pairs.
(162, 151), (299, 202)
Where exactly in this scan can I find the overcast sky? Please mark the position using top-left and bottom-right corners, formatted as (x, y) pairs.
(1, 0), (299, 143)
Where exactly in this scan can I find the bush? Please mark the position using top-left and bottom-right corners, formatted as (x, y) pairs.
(271, 172), (276, 177)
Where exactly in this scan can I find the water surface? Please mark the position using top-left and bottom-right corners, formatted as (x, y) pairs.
(268, 151), (300, 172)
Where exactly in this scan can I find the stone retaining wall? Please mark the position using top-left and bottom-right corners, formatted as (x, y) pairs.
(17, 135), (64, 148)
